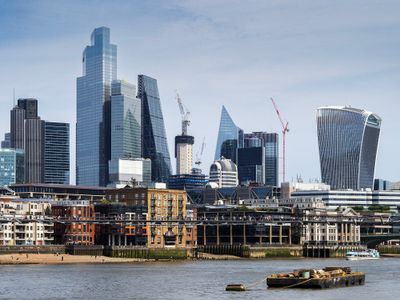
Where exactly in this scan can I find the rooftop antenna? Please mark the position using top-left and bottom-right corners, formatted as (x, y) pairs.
(13, 88), (16, 106)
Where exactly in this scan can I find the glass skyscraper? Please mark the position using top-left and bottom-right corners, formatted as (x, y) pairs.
(251, 132), (279, 186)
(237, 147), (265, 184)
(138, 74), (171, 183)
(214, 106), (242, 163)
(317, 106), (381, 190)
(76, 27), (117, 186)
(214, 106), (279, 186)
(239, 132), (279, 186)
(44, 122), (70, 184)
(110, 80), (141, 159)
(0, 149), (24, 186)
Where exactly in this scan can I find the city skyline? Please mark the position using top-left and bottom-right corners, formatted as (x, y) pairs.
(1, 1), (400, 183)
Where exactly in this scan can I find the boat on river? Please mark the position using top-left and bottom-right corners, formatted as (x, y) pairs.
(267, 267), (365, 289)
(346, 249), (380, 260)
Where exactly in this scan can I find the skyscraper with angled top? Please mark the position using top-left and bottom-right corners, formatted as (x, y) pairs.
(138, 74), (171, 183)
(317, 106), (381, 190)
(76, 27), (117, 186)
(214, 106), (243, 163)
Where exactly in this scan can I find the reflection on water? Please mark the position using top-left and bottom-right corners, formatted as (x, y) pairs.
(0, 258), (399, 299)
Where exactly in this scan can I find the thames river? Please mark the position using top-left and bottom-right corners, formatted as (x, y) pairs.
(1, 258), (399, 299)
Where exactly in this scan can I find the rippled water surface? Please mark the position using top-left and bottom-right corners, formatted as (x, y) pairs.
(1, 258), (399, 299)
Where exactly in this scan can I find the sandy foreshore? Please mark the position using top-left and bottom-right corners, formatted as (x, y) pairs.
(0, 253), (152, 265)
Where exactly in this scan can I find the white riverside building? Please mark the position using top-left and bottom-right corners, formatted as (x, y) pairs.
(292, 189), (400, 208)
(209, 157), (238, 188)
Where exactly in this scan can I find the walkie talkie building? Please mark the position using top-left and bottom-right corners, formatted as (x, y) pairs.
(317, 106), (381, 190)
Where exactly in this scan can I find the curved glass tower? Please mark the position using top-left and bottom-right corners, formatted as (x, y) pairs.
(317, 106), (381, 190)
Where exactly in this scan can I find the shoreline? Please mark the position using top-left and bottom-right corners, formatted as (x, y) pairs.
(2, 252), (399, 265)
(0, 253), (153, 265)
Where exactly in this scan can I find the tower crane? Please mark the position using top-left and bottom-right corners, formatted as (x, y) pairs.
(176, 92), (190, 135)
(195, 137), (206, 167)
(270, 97), (289, 183)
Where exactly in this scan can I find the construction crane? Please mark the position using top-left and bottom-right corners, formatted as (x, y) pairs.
(195, 137), (206, 167)
(176, 91), (190, 135)
(270, 97), (289, 183)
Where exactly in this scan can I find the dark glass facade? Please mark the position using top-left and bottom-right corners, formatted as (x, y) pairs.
(220, 139), (238, 163)
(237, 147), (265, 184)
(17, 99), (38, 119)
(241, 132), (279, 186)
(77, 27), (117, 186)
(44, 122), (70, 184)
(138, 74), (171, 182)
(317, 106), (381, 190)
(167, 173), (208, 191)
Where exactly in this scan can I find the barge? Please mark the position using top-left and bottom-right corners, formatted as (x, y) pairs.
(267, 267), (365, 289)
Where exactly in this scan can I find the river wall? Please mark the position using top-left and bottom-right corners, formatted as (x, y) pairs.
(378, 245), (400, 254)
(0, 245), (65, 254)
(0, 244), (373, 259)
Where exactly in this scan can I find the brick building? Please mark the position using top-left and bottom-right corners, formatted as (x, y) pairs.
(106, 187), (188, 248)
(52, 200), (95, 245)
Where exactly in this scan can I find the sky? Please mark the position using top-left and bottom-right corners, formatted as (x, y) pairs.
(0, 0), (400, 185)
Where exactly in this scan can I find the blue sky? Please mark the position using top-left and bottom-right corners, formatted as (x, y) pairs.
(1, 0), (400, 184)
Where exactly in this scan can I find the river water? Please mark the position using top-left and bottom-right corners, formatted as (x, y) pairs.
(0, 258), (399, 299)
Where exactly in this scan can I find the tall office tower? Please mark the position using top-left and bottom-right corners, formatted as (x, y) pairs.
(44, 122), (70, 184)
(138, 74), (171, 182)
(251, 132), (279, 186)
(1, 133), (11, 148)
(76, 27), (117, 186)
(238, 132), (279, 186)
(24, 118), (44, 183)
(214, 106), (242, 163)
(175, 135), (194, 175)
(110, 80), (141, 159)
(317, 106), (381, 190)
(237, 147), (265, 185)
(108, 80), (145, 187)
(0, 149), (24, 186)
(10, 105), (25, 149)
(10, 98), (44, 183)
